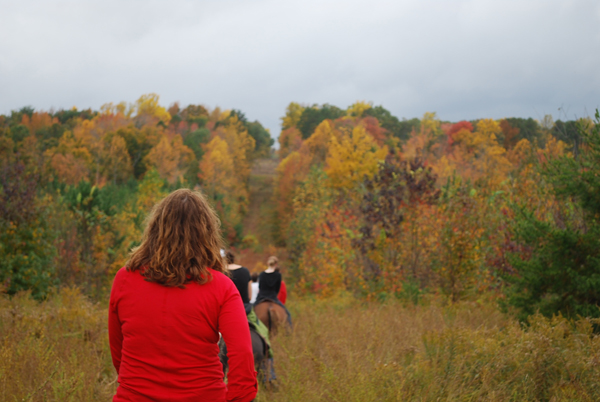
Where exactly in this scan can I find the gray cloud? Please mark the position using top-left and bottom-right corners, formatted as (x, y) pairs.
(1, 0), (599, 138)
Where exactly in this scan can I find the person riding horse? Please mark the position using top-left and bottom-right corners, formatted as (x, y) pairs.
(254, 256), (292, 328)
(221, 251), (272, 380)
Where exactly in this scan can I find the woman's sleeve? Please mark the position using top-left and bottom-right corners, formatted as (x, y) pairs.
(219, 281), (257, 402)
(108, 269), (124, 374)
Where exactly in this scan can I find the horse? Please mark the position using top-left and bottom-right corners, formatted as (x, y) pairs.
(253, 300), (288, 337)
(219, 327), (269, 379)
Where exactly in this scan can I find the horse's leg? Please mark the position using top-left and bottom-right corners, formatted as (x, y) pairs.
(250, 330), (265, 372)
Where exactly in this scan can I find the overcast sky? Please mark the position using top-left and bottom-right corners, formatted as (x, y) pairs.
(1, 0), (599, 140)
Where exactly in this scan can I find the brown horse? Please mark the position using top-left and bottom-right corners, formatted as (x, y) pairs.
(254, 301), (288, 337)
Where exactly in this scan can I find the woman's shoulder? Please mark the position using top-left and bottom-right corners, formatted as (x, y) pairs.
(110, 267), (140, 298)
(113, 266), (136, 283)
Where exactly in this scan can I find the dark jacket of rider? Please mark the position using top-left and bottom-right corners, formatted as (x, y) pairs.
(255, 271), (281, 304)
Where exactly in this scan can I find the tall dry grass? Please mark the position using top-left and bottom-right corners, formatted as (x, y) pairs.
(3, 289), (600, 401)
(260, 294), (600, 402)
(0, 288), (115, 401)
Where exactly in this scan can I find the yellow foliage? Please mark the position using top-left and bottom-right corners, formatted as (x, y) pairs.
(421, 112), (442, 137)
(220, 110), (232, 121)
(199, 136), (248, 240)
(100, 102), (131, 116)
(440, 118), (512, 189)
(281, 102), (304, 130)
(325, 125), (388, 189)
(199, 136), (235, 189)
(214, 115), (256, 183)
(304, 119), (337, 164)
(346, 101), (372, 117)
(507, 138), (532, 165)
(539, 135), (569, 160)
(134, 93), (171, 125)
(476, 118), (502, 139)
(103, 135), (132, 184)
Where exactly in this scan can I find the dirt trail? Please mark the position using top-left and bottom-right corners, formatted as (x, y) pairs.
(238, 157), (282, 271)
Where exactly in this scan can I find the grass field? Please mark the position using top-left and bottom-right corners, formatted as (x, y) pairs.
(3, 289), (600, 401)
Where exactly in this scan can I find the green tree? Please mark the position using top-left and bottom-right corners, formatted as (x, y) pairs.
(553, 119), (580, 156)
(297, 104), (345, 139)
(183, 128), (210, 185)
(363, 106), (417, 141)
(503, 111), (600, 321)
(246, 121), (274, 155)
(505, 117), (541, 144)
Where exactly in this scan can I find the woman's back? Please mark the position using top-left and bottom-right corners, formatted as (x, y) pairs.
(228, 266), (251, 305)
(257, 270), (281, 301)
(109, 267), (256, 402)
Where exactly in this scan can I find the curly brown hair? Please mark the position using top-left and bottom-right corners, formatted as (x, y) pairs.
(126, 188), (226, 287)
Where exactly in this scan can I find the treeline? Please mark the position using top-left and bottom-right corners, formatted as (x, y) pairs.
(0, 94), (273, 298)
(274, 101), (600, 320)
(2, 95), (599, 321)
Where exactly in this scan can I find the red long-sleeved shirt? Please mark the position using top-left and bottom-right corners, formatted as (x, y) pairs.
(109, 267), (257, 402)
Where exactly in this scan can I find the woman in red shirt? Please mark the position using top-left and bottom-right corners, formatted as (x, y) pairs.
(109, 189), (257, 402)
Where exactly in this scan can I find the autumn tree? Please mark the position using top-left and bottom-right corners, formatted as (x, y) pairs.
(199, 136), (246, 243)
(499, 119), (520, 149)
(145, 135), (194, 184)
(347, 101), (373, 117)
(325, 124), (387, 190)
(281, 102), (305, 130)
(354, 150), (439, 284)
(102, 134), (133, 184)
(133, 93), (172, 127)
(435, 180), (485, 301)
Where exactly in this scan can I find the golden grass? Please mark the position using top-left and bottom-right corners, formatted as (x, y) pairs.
(3, 289), (600, 401)
(260, 294), (600, 402)
(0, 288), (115, 401)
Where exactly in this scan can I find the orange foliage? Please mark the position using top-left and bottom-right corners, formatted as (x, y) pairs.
(145, 135), (194, 184)
(21, 112), (58, 134)
(278, 127), (303, 159)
